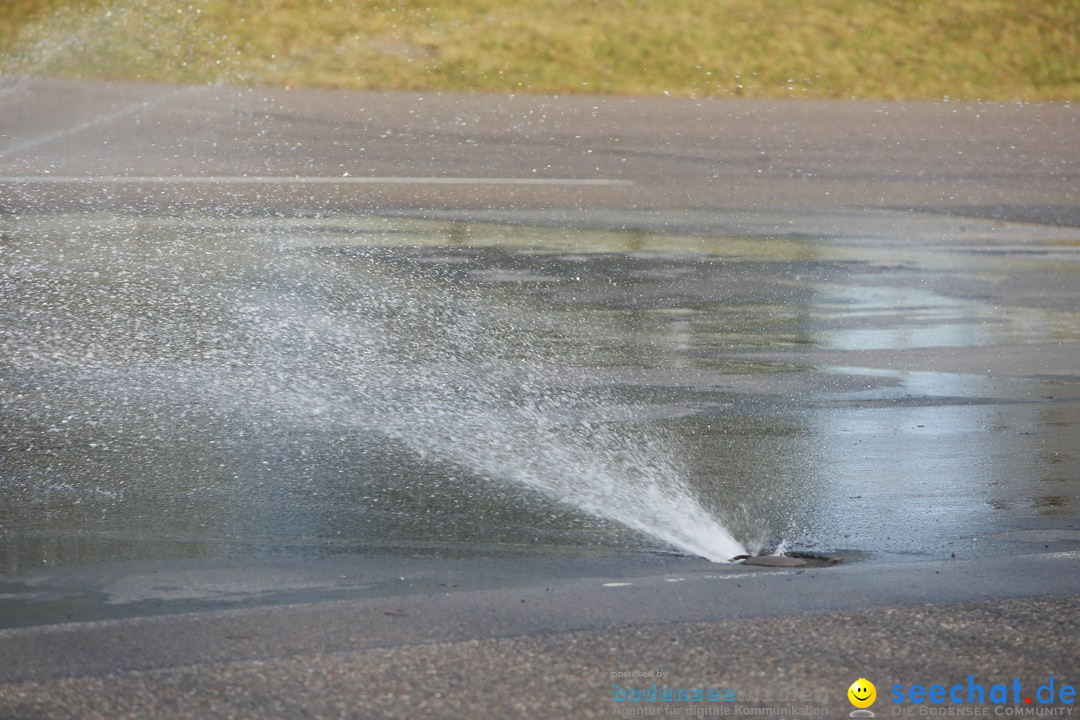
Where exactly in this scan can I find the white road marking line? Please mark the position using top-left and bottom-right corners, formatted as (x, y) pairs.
(0, 175), (633, 187)
(602, 571), (796, 589)
(0, 87), (201, 158)
(698, 571), (799, 580)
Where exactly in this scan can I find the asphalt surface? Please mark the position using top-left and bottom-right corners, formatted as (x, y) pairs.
(1, 77), (1077, 225)
(1, 553), (1079, 718)
(1, 77), (1079, 718)
(2, 552), (1080, 718)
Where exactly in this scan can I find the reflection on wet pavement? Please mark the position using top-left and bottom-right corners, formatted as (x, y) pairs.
(1, 213), (1078, 581)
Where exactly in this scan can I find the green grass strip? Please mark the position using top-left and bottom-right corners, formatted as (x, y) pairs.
(2, 0), (1078, 100)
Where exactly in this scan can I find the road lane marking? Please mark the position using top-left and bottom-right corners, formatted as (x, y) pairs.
(0, 87), (201, 158)
(0, 175), (633, 186)
(698, 571), (799, 580)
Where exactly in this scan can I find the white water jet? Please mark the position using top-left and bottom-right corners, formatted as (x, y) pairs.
(273, 238), (748, 562)
(2, 213), (749, 561)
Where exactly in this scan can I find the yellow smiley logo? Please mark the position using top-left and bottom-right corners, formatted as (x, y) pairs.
(848, 678), (876, 708)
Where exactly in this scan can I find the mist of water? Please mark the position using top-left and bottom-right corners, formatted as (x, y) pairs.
(1, 214), (748, 562)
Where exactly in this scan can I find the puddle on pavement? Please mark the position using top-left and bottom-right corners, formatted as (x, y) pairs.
(1, 212), (1078, 591)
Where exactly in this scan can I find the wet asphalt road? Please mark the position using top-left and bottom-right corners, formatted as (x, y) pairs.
(1, 78), (1079, 717)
